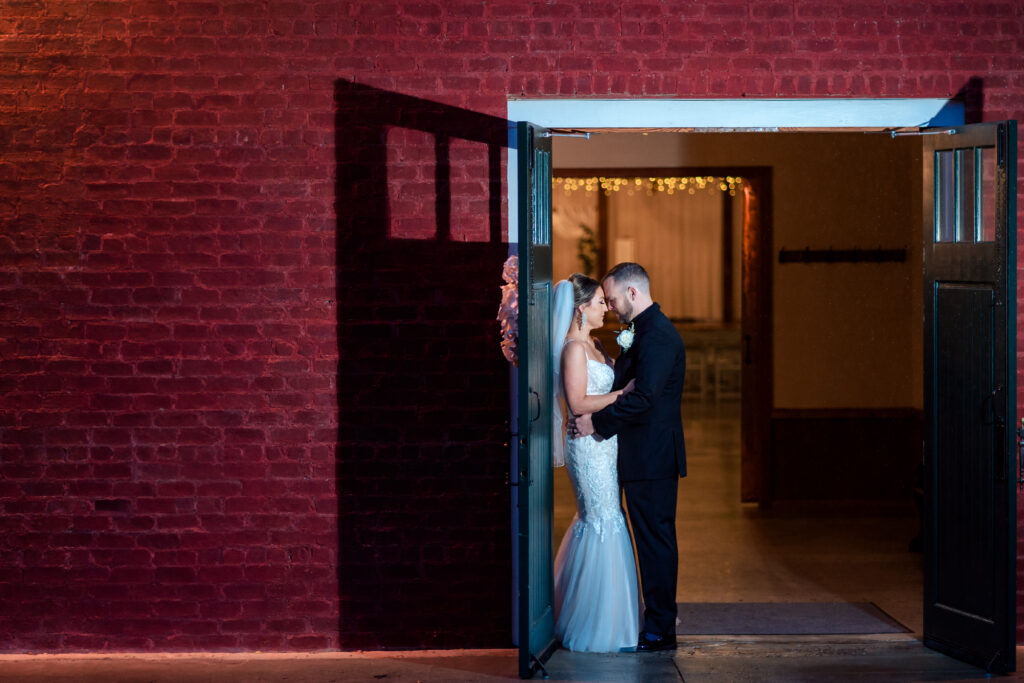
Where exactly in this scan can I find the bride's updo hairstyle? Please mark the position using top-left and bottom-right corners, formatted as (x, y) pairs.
(569, 272), (600, 311)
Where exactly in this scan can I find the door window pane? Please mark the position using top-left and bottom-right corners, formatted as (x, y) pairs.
(532, 147), (551, 244)
(935, 150), (955, 243)
(979, 146), (996, 242)
(956, 148), (975, 243)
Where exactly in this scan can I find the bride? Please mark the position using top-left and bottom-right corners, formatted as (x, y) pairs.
(551, 273), (641, 652)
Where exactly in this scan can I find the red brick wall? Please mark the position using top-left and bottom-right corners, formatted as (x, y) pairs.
(1, 0), (1023, 651)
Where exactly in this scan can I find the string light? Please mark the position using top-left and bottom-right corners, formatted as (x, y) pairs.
(554, 175), (744, 197)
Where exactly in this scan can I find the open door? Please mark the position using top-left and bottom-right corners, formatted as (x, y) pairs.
(515, 121), (556, 678)
(922, 121), (1017, 673)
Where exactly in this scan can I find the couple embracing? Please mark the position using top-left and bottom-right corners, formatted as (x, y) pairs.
(551, 262), (686, 653)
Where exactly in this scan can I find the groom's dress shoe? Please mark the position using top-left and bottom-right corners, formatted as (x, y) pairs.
(636, 633), (676, 652)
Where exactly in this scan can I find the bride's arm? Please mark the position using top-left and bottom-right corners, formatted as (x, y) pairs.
(562, 341), (624, 416)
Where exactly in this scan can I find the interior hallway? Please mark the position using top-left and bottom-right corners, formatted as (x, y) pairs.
(553, 398), (924, 635)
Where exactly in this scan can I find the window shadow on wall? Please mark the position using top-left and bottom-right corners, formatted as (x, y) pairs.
(335, 80), (512, 648)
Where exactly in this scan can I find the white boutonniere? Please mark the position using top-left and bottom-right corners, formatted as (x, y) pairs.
(616, 322), (635, 351)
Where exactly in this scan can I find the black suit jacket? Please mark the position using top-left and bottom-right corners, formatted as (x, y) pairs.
(592, 303), (687, 481)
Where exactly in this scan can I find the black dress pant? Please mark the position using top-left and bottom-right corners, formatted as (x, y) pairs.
(622, 478), (678, 637)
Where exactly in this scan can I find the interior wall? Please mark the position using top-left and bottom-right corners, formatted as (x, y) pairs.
(553, 183), (743, 323)
(552, 186), (599, 281)
(554, 132), (923, 410)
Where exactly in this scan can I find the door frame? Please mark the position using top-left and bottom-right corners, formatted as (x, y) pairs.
(506, 96), (980, 647)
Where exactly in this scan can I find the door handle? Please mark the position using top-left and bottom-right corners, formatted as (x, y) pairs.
(984, 385), (1005, 427)
(529, 389), (541, 422)
(985, 385), (1007, 482)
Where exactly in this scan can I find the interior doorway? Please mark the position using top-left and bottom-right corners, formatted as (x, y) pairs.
(550, 161), (771, 503)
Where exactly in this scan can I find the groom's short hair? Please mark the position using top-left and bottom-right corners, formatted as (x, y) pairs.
(605, 262), (650, 294)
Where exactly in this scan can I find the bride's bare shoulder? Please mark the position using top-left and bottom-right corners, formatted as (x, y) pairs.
(561, 338), (587, 364)
(562, 337), (584, 353)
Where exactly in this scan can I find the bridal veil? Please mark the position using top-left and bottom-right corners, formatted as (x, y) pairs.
(550, 279), (573, 467)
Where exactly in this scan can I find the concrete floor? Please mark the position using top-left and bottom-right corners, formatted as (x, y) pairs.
(2, 399), (1016, 681)
(554, 399), (924, 634)
(0, 639), (1015, 681)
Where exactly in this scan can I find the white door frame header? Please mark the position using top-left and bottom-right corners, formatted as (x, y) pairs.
(506, 98), (963, 131)
(505, 97), (964, 243)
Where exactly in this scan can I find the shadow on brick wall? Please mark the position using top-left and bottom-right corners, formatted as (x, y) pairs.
(956, 76), (985, 124)
(335, 80), (512, 648)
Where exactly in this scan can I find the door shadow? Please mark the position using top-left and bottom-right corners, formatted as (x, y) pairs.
(954, 76), (984, 125)
(335, 80), (512, 648)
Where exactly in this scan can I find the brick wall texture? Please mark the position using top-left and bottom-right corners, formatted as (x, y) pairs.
(1, 0), (1023, 651)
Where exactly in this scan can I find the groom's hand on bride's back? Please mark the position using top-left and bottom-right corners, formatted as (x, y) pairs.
(569, 413), (596, 439)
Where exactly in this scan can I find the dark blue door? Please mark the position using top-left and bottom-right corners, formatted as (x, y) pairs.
(923, 121), (1017, 673)
(515, 121), (555, 679)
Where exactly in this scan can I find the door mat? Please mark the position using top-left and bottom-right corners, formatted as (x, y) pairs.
(675, 602), (910, 635)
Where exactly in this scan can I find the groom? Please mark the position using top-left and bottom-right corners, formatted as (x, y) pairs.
(570, 262), (687, 652)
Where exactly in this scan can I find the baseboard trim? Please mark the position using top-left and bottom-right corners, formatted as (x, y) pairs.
(769, 408), (923, 501)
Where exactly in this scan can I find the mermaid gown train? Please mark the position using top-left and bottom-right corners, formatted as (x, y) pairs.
(553, 358), (641, 652)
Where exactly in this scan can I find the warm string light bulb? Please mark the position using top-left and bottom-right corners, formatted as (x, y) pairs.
(554, 176), (743, 197)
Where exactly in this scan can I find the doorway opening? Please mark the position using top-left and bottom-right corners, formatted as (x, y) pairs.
(511, 99), (1017, 676)
(547, 128), (925, 634)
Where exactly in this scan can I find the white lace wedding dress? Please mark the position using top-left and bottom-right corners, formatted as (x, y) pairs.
(553, 358), (641, 652)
